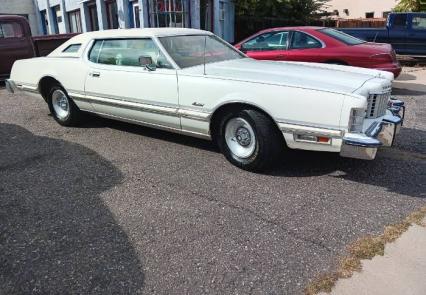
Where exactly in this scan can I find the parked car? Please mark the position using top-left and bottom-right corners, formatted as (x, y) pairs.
(340, 12), (426, 56)
(0, 15), (76, 81)
(235, 27), (402, 78)
(6, 29), (405, 171)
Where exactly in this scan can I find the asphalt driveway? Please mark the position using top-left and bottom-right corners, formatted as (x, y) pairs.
(0, 72), (425, 294)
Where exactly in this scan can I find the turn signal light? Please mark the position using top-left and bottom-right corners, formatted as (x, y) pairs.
(295, 134), (330, 144)
(317, 137), (330, 143)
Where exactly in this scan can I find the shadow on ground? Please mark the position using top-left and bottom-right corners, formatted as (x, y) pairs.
(79, 116), (426, 200)
(397, 73), (417, 81)
(392, 87), (426, 96)
(0, 124), (144, 293)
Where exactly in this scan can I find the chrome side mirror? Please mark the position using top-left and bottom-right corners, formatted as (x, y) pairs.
(139, 55), (156, 71)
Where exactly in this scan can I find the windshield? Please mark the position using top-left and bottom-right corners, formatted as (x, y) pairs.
(159, 35), (245, 68)
(319, 28), (366, 45)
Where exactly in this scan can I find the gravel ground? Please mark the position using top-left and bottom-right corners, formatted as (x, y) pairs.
(0, 79), (425, 294)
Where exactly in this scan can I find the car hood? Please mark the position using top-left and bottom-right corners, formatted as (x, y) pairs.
(182, 58), (393, 94)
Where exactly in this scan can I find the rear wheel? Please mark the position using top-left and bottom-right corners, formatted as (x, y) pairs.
(216, 108), (283, 172)
(47, 85), (82, 126)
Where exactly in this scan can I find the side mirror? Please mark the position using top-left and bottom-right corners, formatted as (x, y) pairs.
(240, 44), (248, 53)
(139, 55), (156, 71)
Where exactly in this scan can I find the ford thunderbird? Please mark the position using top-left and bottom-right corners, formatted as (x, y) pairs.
(6, 28), (405, 171)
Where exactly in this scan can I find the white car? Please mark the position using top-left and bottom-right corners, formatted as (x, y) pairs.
(6, 28), (405, 171)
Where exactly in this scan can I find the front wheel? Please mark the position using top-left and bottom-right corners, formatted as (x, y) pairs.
(217, 109), (283, 172)
(47, 85), (82, 127)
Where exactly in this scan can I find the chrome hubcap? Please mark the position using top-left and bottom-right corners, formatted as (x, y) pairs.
(235, 127), (251, 146)
(51, 89), (70, 120)
(225, 118), (256, 159)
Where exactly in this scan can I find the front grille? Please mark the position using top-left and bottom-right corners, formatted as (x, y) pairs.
(366, 92), (390, 118)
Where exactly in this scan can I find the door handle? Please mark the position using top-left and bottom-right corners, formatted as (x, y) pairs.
(90, 71), (100, 77)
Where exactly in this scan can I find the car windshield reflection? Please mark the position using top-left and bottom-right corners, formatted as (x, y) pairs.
(159, 35), (245, 68)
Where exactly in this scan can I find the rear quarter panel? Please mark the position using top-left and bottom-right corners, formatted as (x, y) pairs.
(10, 57), (88, 97)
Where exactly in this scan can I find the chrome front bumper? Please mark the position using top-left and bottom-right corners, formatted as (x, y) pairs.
(340, 98), (405, 160)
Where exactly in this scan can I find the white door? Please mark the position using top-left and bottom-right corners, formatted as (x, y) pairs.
(84, 38), (180, 130)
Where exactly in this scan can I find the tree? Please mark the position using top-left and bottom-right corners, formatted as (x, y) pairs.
(235, 0), (329, 23)
(394, 0), (426, 12)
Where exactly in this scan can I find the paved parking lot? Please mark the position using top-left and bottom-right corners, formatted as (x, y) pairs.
(1, 72), (425, 294)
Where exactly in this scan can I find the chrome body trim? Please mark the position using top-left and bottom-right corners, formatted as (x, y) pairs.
(5, 80), (39, 94)
(81, 109), (212, 140)
(278, 122), (343, 138)
(69, 92), (211, 122)
(17, 83), (39, 93)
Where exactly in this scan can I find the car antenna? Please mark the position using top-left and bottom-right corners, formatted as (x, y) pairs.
(203, 36), (207, 75)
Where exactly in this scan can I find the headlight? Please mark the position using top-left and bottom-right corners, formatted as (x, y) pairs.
(349, 108), (366, 133)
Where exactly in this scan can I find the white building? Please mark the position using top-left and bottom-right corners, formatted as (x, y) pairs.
(0, 0), (40, 35)
(325, 0), (398, 19)
(34, 0), (235, 42)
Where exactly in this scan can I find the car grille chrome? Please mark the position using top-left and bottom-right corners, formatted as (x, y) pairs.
(366, 92), (390, 119)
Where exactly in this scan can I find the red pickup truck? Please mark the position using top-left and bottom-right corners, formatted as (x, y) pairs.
(0, 15), (76, 81)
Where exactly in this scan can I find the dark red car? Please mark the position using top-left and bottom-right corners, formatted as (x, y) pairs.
(235, 27), (402, 78)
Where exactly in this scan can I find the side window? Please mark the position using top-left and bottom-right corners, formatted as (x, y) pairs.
(88, 38), (173, 69)
(412, 16), (426, 30)
(0, 22), (24, 38)
(63, 44), (81, 53)
(242, 31), (289, 51)
(290, 31), (322, 50)
(393, 14), (408, 29)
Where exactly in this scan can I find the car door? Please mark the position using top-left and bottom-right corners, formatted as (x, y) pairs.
(240, 31), (289, 61)
(284, 31), (324, 63)
(84, 38), (180, 130)
(406, 14), (426, 55)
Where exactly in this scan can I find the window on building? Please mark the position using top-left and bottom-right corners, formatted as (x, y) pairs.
(0, 22), (24, 38)
(242, 31), (289, 51)
(393, 14), (408, 28)
(148, 0), (187, 28)
(106, 0), (119, 29)
(365, 12), (374, 19)
(68, 10), (82, 33)
(87, 1), (99, 31)
(383, 11), (391, 18)
(89, 38), (172, 68)
(51, 6), (60, 33)
(40, 10), (48, 34)
(412, 16), (426, 30)
(63, 44), (81, 53)
(343, 9), (349, 16)
(200, 0), (213, 31)
(290, 31), (322, 50)
(132, 1), (141, 28)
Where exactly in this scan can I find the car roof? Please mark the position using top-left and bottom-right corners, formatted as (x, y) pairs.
(49, 27), (214, 58)
(259, 26), (325, 33)
(70, 27), (213, 43)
